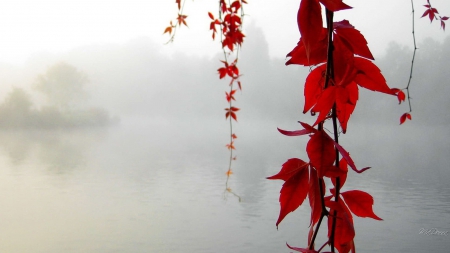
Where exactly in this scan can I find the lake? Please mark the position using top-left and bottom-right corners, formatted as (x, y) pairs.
(0, 118), (448, 252)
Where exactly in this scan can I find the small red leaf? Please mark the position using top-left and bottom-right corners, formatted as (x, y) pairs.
(400, 112), (412, 125)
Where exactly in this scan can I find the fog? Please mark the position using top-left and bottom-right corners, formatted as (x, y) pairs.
(0, 24), (449, 252)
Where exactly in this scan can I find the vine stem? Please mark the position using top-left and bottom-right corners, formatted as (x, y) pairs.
(309, 8), (342, 252)
(406, 0), (417, 113)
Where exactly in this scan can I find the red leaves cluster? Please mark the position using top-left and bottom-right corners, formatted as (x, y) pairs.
(267, 1), (396, 252)
(268, 125), (381, 252)
(288, 16), (404, 132)
(164, 1), (189, 38)
(209, 1), (246, 51)
(422, 0), (449, 30)
(209, 1), (246, 178)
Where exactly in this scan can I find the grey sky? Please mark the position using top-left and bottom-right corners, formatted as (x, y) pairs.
(0, 0), (449, 65)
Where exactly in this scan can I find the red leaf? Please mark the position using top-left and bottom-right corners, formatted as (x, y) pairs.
(163, 26), (173, 35)
(298, 0), (323, 62)
(267, 158), (309, 181)
(225, 107), (238, 121)
(286, 243), (318, 253)
(400, 112), (412, 125)
(332, 34), (357, 87)
(326, 200), (355, 253)
(330, 158), (348, 187)
(286, 29), (328, 66)
(299, 121), (318, 134)
(230, 0), (241, 11)
(304, 64), (326, 113)
(354, 57), (393, 95)
(311, 86), (337, 126)
(225, 89), (236, 102)
(176, 0), (181, 10)
(225, 142), (235, 150)
(308, 168), (323, 226)
(277, 121), (317, 137)
(341, 190), (382, 220)
(335, 82), (358, 133)
(334, 20), (374, 60)
(176, 14), (188, 27)
(319, 0), (352, 12)
(332, 139), (370, 174)
(306, 130), (336, 177)
(277, 128), (311, 137)
(268, 159), (310, 227)
(391, 88), (406, 104)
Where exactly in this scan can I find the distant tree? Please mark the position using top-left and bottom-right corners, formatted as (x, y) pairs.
(34, 62), (88, 111)
(2, 87), (33, 114)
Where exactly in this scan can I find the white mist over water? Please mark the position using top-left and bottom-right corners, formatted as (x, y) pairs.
(0, 121), (448, 252)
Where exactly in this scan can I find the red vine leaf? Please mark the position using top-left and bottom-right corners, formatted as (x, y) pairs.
(330, 158), (348, 187)
(330, 138), (370, 174)
(391, 88), (406, 104)
(319, 0), (352, 12)
(286, 243), (319, 253)
(341, 190), (382, 220)
(400, 112), (412, 125)
(225, 107), (239, 121)
(267, 158), (309, 181)
(286, 28), (328, 66)
(308, 168), (323, 226)
(334, 20), (374, 60)
(354, 57), (394, 95)
(226, 89), (237, 102)
(335, 82), (358, 133)
(311, 86), (337, 126)
(277, 121), (317, 137)
(298, 0), (323, 62)
(226, 142), (235, 150)
(326, 200), (355, 253)
(304, 64), (326, 113)
(422, 6), (438, 22)
(163, 26), (173, 35)
(177, 14), (188, 27)
(267, 158), (310, 227)
(306, 130), (336, 177)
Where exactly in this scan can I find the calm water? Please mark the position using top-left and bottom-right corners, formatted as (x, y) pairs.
(0, 119), (448, 252)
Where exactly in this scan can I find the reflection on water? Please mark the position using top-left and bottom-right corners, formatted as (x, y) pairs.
(0, 122), (448, 252)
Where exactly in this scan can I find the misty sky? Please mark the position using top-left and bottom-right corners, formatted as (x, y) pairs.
(0, 0), (449, 65)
